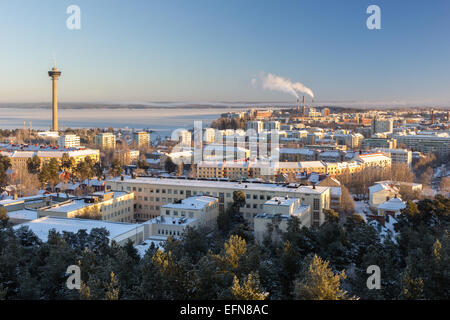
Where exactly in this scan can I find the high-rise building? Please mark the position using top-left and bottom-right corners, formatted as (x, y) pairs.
(94, 132), (116, 150)
(57, 134), (80, 148)
(372, 118), (394, 134)
(133, 131), (150, 148)
(246, 121), (264, 134)
(48, 66), (62, 132)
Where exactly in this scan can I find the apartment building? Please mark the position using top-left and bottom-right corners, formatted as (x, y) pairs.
(0, 146), (100, 170)
(372, 148), (412, 166)
(279, 148), (316, 162)
(356, 153), (392, 168)
(94, 132), (116, 150)
(246, 121), (264, 134)
(106, 177), (330, 228)
(394, 133), (450, 160)
(133, 131), (150, 148)
(362, 137), (397, 150)
(57, 134), (80, 148)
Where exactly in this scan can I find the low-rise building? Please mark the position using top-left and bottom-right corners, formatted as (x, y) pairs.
(106, 177), (330, 227)
(254, 196), (311, 244)
(37, 191), (134, 223)
(13, 216), (144, 245)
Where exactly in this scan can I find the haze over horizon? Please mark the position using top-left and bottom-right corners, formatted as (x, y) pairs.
(1, 0), (450, 105)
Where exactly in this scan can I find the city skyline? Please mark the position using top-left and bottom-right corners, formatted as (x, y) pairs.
(1, 0), (450, 106)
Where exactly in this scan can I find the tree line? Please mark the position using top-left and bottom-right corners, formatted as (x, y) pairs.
(0, 192), (448, 300)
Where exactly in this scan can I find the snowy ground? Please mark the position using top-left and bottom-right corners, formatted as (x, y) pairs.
(353, 198), (398, 243)
(353, 200), (370, 222)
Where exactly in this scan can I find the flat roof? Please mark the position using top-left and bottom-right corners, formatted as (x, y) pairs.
(108, 177), (329, 195)
(162, 196), (217, 210)
(13, 216), (139, 242)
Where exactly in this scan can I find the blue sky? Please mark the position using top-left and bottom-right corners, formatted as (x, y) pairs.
(0, 0), (449, 105)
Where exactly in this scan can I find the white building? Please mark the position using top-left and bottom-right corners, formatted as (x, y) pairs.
(369, 183), (399, 209)
(254, 197), (311, 244)
(204, 128), (216, 144)
(14, 216), (144, 245)
(377, 197), (406, 217)
(264, 121), (281, 131)
(246, 121), (264, 134)
(57, 134), (80, 148)
(373, 118), (394, 134)
(172, 129), (192, 147)
(143, 196), (219, 239)
(372, 148), (412, 166)
(106, 177), (330, 228)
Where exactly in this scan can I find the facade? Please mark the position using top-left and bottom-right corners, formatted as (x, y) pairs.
(372, 148), (412, 166)
(203, 128), (216, 144)
(254, 197), (311, 244)
(37, 191), (135, 223)
(57, 134), (80, 148)
(279, 148), (316, 162)
(94, 132), (116, 150)
(369, 183), (399, 209)
(173, 129), (192, 147)
(357, 153), (392, 168)
(362, 138), (397, 150)
(372, 118), (394, 134)
(0, 146), (100, 170)
(263, 121), (281, 131)
(106, 177), (330, 227)
(142, 196), (219, 239)
(394, 133), (450, 161)
(133, 131), (150, 148)
(246, 121), (264, 134)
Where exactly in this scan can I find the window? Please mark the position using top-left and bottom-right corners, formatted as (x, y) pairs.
(166, 210), (170, 215)
(253, 195), (257, 200)
(253, 204), (257, 209)
(174, 211), (178, 216)
(313, 199), (320, 211)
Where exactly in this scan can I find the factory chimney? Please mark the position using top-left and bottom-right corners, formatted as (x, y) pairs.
(302, 95), (306, 117)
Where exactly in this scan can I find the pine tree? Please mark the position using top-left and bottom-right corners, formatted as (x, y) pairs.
(232, 273), (268, 300)
(105, 272), (119, 300)
(294, 255), (352, 300)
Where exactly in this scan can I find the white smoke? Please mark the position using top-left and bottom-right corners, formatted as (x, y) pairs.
(261, 72), (314, 99)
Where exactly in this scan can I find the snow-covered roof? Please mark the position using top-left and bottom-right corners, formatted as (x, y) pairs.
(162, 196), (218, 210)
(279, 148), (315, 155)
(377, 197), (406, 211)
(7, 208), (38, 221)
(265, 197), (299, 207)
(13, 216), (140, 242)
(108, 177), (330, 195)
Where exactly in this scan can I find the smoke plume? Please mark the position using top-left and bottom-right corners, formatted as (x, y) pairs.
(261, 72), (314, 99)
